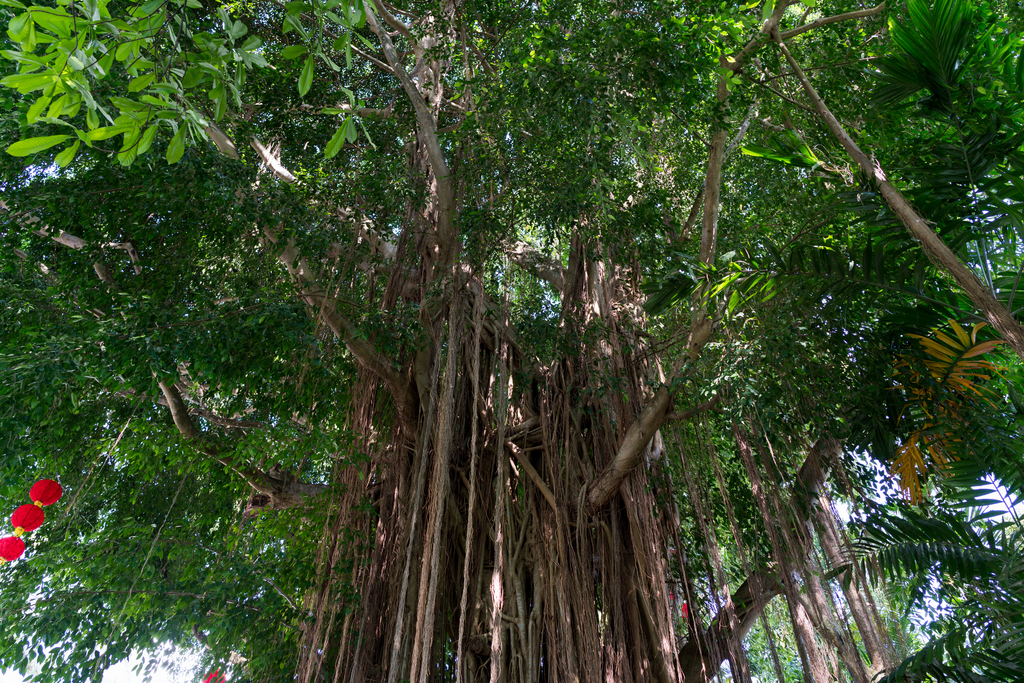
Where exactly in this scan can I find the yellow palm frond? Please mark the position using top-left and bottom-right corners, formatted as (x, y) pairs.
(892, 434), (927, 504)
(889, 321), (1004, 502)
(906, 320), (1003, 390)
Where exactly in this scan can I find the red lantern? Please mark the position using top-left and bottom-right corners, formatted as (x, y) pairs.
(29, 479), (63, 507)
(11, 504), (44, 536)
(0, 536), (25, 563)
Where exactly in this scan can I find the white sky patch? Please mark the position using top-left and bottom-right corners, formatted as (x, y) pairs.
(1, 648), (205, 683)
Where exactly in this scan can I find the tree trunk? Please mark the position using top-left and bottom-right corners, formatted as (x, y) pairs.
(798, 441), (894, 677)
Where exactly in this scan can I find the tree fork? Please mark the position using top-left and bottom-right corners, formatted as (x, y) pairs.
(156, 380), (328, 509)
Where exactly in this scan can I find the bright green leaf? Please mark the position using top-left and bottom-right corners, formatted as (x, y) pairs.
(166, 125), (185, 163)
(6, 134), (69, 156)
(298, 54), (314, 96)
(54, 139), (79, 166)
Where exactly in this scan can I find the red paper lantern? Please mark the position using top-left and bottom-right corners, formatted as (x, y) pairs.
(11, 504), (44, 536)
(29, 479), (63, 507)
(0, 536), (25, 562)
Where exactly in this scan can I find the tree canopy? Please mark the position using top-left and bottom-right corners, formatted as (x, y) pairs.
(0, 0), (1022, 680)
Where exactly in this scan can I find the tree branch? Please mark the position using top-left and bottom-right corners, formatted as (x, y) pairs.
(365, 1), (457, 258)
(678, 569), (783, 682)
(779, 2), (885, 41)
(586, 385), (672, 513)
(506, 441), (556, 512)
(158, 380), (201, 439)
(508, 243), (564, 292)
(665, 394), (723, 422)
(157, 380), (327, 507)
(731, 2), (885, 67)
(250, 138), (298, 183)
(262, 226), (414, 414)
(772, 29), (1024, 359)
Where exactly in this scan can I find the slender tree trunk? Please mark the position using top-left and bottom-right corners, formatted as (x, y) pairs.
(798, 441), (893, 677)
(773, 30), (1024, 360)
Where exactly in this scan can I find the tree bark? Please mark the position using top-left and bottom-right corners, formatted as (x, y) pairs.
(677, 569), (783, 682)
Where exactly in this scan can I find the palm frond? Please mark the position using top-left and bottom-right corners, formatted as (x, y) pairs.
(875, 628), (991, 683)
(889, 322), (1004, 502)
(872, 0), (978, 110)
(740, 130), (824, 169)
(859, 507), (1000, 584)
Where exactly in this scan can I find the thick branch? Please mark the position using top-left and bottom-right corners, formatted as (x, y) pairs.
(508, 243), (564, 292)
(665, 395), (723, 422)
(506, 442), (556, 511)
(157, 381), (327, 507)
(364, 3), (450, 184)
(206, 123), (241, 160)
(263, 226), (414, 413)
(158, 380), (201, 439)
(364, 1), (457, 257)
(586, 385), (672, 512)
(251, 138), (298, 183)
(773, 31), (1024, 359)
(93, 262), (115, 283)
(779, 2), (886, 41)
(731, 2), (885, 67)
(678, 569), (783, 682)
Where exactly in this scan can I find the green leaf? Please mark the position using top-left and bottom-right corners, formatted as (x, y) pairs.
(182, 67), (204, 89)
(281, 45), (307, 60)
(46, 94), (66, 118)
(7, 11), (30, 41)
(115, 40), (138, 61)
(213, 87), (226, 120)
(32, 8), (73, 38)
(6, 134), (69, 156)
(128, 73), (155, 92)
(96, 52), (114, 77)
(298, 54), (314, 96)
(137, 123), (158, 154)
(26, 94), (50, 123)
(324, 121), (346, 158)
(66, 50), (85, 70)
(1, 71), (53, 94)
(54, 139), (79, 166)
(111, 96), (146, 112)
(87, 125), (131, 141)
(761, 0), (774, 21)
(166, 125), (185, 163)
(117, 145), (136, 165)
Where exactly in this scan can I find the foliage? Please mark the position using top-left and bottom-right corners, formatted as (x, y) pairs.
(890, 320), (1003, 503)
(0, 0), (1022, 680)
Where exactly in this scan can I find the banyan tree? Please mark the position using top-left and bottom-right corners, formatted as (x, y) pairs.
(2, 0), (1023, 680)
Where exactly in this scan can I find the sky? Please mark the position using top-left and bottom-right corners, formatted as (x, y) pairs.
(0, 649), (205, 683)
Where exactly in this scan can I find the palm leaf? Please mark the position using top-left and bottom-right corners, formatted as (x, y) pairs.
(874, 628), (991, 683)
(873, 0), (978, 110)
(889, 321), (1004, 501)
